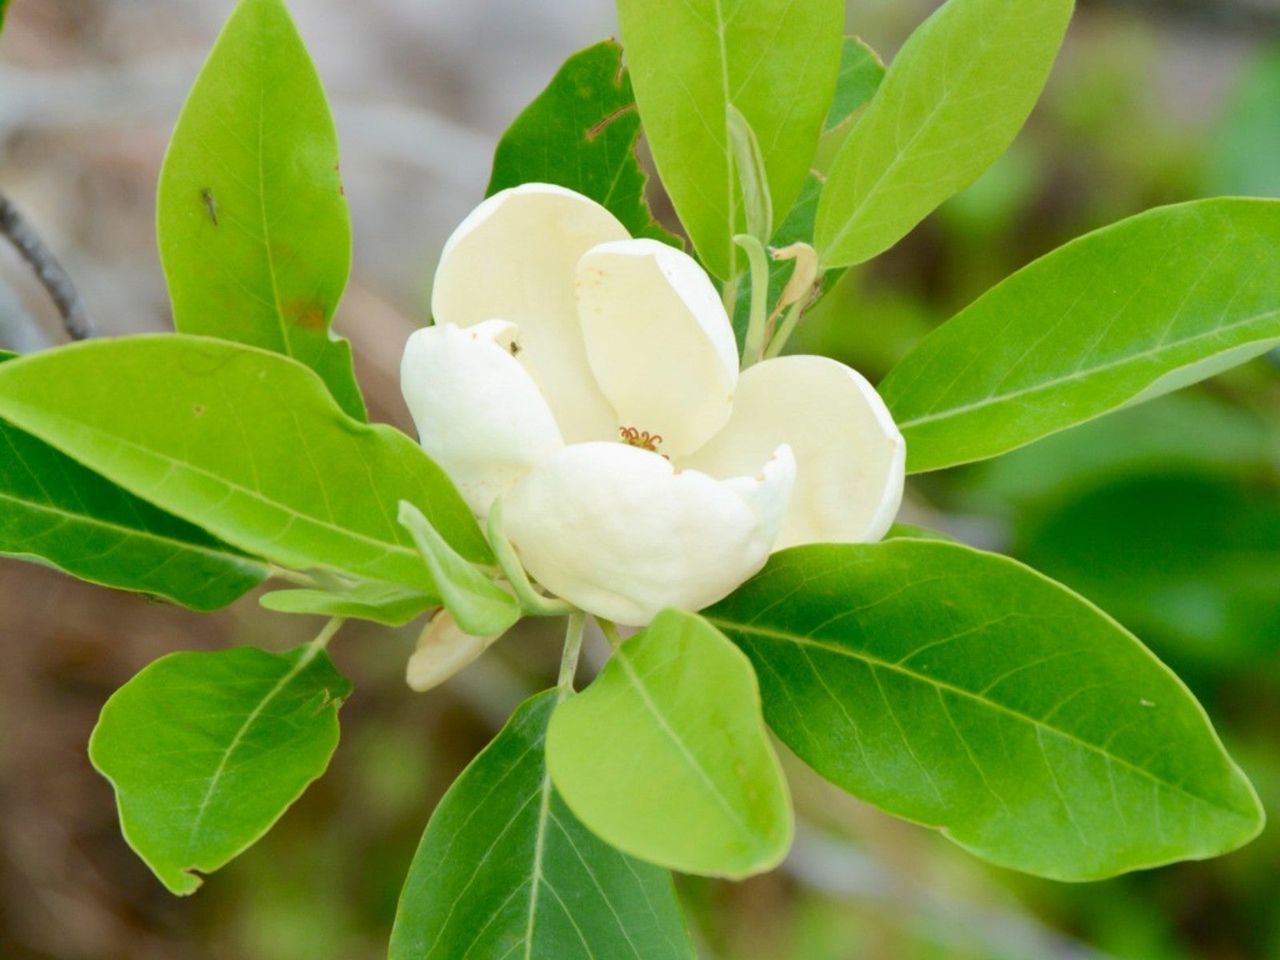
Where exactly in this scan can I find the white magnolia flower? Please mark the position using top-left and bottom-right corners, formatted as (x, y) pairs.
(402, 183), (905, 625)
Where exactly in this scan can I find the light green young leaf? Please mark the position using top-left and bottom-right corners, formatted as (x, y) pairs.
(726, 104), (773, 244)
(705, 542), (1264, 881)
(397, 500), (519, 636)
(390, 691), (694, 960)
(881, 199), (1280, 473)
(0, 351), (265, 610)
(815, 0), (1073, 268)
(89, 643), (351, 894)
(157, 0), (364, 420)
(0, 336), (490, 597)
(618, 0), (844, 278)
(486, 39), (678, 245)
(547, 609), (792, 879)
(260, 581), (435, 627)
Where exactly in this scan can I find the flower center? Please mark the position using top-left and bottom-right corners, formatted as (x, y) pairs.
(619, 426), (664, 453)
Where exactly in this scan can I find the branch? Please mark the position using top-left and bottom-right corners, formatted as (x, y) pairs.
(0, 190), (93, 341)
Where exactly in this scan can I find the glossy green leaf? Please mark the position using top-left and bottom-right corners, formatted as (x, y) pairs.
(260, 581), (434, 627)
(618, 0), (844, 278)
(0, 351), (265, 609)
(881, 199), (1280, 473)
(0, 336), (489, 598)
(815, 0), (1073, 268)
(0, 419), (267, 610)
(547, 609), (792, 879)
(705, 542), (1264, 881)
(390, 691), (694, 960)
(89, 643), (351, 894)
(486, 39), (677, 245)
(157, 0), (364, 420)
(824, 36), (886, 132)
(398, 500), (519, 636)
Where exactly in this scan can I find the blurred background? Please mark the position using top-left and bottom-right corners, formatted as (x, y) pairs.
(1, 0), (1277, 957)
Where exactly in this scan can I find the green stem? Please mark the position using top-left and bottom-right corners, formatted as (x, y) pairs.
(487, 499), (575, 617)
(557, 612), (586, 696)
(764, 297), (806, 359)
(299, 617), (344, 668)
(734, 233), (771, 368)
(597, 617), (624, 650)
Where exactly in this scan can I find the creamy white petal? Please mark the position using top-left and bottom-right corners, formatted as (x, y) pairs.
(577, 239), (738, 458)
(401, 320), (563, 515)
(685, 355), (905, 548)
(502, 442), (788, 625)
(723, 444), (796, 547)
(406, 609), (504, 692)
(432, 183), (628, 443)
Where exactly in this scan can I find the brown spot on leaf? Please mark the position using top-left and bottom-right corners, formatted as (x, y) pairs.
(192, 403), (206, 416)
(285, 300), (328, 331)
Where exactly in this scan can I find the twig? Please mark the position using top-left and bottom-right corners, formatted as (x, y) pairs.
(0, 190), (93, 341)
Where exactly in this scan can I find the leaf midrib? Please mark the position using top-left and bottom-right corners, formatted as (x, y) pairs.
(183, 646), (323, 860)
(708, 617), (1252, 820)
(819, 8), (995, 260)
(4, 404), (425, 580)
(615, 645), (754, 836)
(896, 307), (1280, 431)
(0, 489), (262, 571)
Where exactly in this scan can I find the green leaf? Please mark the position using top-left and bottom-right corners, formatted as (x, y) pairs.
(547, 609), (792, 879)
(89, 643), (351, 894)
(157, 0), (364, 420)
(618, 0), (844, 278)
(728, 37), (887, 344)
(824, 36), (886, 132)
(486, 39), (678, 245)
(0, 347), (265, 610)
(881, 199), (1280, 473)
(390, 691), (694, 960)
(0, 418), (266, 610)
(398, 500), (519, 636)
(885, 523), (955, 543)
(705, 542), (1264, 881)
(260, 581), (434, 627)
(815, 0), (1073, 268)
(0, 336), (489, 598)
(726, 104), (773, 244)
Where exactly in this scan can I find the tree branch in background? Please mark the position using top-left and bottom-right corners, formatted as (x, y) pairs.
(0, 190), (93, 341)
